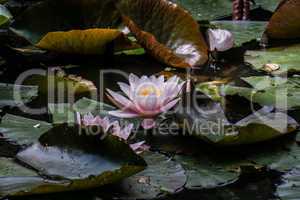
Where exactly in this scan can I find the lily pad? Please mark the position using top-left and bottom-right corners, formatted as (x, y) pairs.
(0, 83), (38, 108)
(48, 97), (115, 124)
(174, 155), (239, 190)
(171, 0), (232, 21)
(276, 168), (300, 200)
(211, 21), (267, 46)
(116, 0), (208, 68)
(23, 69), (97, 96)
(114, 151), (186, 199)
(266, 0), (300, 39)
(0, 157), (69, 198)
(11, 0), (121, 44)
(223, 76), (300, 110)
(255, 0), (282, 12)
(0, 114), (52, 146)
(0, 4), (12, 27)
(172, 0), (281, 21)
(248, 138), (300, 172)
(16, 124), (146, 193)
(36, 28), (131, 55)
(177, 97), (298, 145)
(245, 44), (300, 74)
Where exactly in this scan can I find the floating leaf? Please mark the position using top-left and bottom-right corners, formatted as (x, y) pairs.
(172, 0), (281, 21)
(0, 114), (52, 146)
(266, 0), (300, 39)
(116, 0), (208, 68)
(36, 29), (129, 55)
(255, 0), (282, 12)
(174, 155), (239, 190)
(16, 124), (146, 194)
(48, 98), (115, 124)
(248, 138), (300, 172)
(0, 5), (12, 27)
(223, 76), (300, 110)
(245, 44), (300, 74)
(0, 83), (38, 108)
(11, 0), (121, 44)
(211, 21), (267, 46)
(0, 157), (69, 198)
(276, 168), (300, 200)
(23, 69), (97, 96)
(172, 0), (233, 21)
(113, 151), (186, 199)
(177, 98), (298, 145)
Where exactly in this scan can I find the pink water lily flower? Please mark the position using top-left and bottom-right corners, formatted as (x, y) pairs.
(77, 112), (149, 154)
(107, 74), (185, 129)
(77, 112), (112, 132)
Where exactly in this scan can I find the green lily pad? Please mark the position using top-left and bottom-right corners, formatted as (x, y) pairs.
(0, 83), (38, 108)
(0, 157), (69, 198)
(177, 98), (298, 145)
(114, 151), (186, 199)
(172, 0), (232, 21)
(211, 21), (267, 46)
(116, 0), (208, 68)
(0, 114), (52, 146)
(23, 69), (97, 97)
(16, 124), (146, 193)
(198, 76), (300, 110)
(248, 137), (300, 172)
(11, 0), (121, 44)
(245, 44), (300, 75)
(172, 0), (281, 21)
(225, 76), (300, 110)
(255, 0), (282, 12)
(276, 168), (300, 200)
(174, 155), (239, 190)
(0, 5), (12, 27)
(48, 97), (115, 124)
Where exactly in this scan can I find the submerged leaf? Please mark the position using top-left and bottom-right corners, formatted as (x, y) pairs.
(245, 43), (300, 74)
(36, 29), (127, 55)
(116, 0), (208, 68)
(266, 0), (300, 39)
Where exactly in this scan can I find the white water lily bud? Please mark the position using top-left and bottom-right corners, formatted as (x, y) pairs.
(207, 28), (234, 52)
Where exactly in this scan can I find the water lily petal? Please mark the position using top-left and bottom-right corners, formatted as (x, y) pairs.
(109, 110), (140, 118)
(142, 118), (156, 129)
(207, 28), (234, 52)
(129, 73), (140, 91)
(76, 112), (81, 126)
(117, 82), (131, 98)
(106, 89), (134, 110)
(130, 141), (150, 154)
(160, 98), (180, 112)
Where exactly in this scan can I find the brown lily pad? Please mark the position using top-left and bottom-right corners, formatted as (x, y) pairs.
(266, 0), (300, 39)
(116, 0), (208, 68)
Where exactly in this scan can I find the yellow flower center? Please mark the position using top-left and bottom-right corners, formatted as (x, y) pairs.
(138, 85), (161, 97)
